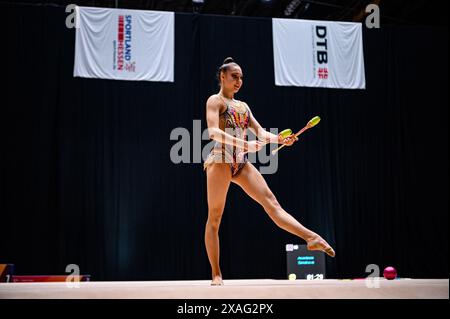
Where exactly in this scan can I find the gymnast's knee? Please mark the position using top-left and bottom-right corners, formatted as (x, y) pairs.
(206, 208), (223, 231)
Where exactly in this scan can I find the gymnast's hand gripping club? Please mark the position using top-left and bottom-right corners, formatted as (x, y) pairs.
(272, 116), (321, 155)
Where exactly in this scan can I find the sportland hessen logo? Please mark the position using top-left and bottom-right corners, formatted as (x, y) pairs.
(113, 14), (135, 72)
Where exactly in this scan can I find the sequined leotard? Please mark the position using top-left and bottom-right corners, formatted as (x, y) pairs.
(203, 95), (251, 176)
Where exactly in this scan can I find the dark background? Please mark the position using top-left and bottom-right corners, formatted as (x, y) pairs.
(1, 2), (448, 280)
(2, 0), (448, 25)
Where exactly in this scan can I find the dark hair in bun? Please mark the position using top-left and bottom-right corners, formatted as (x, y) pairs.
(222, 57), (234, 64)
(216, 57), (238, 85)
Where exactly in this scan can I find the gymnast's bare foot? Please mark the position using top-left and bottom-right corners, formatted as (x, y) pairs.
(307, 235), (335, 257)
(211, 275), (223, 286)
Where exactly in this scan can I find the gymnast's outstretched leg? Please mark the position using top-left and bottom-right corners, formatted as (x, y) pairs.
(232, 162), (335, 257)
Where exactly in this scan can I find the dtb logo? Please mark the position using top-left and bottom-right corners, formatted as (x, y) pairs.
(315, 26), (328, 79)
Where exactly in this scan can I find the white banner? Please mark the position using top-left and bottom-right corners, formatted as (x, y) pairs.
(74, 6), (174, 82)
(273, 19), (365, 89)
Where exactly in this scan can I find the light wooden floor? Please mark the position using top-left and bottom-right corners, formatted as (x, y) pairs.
(0, 279), (448, 299)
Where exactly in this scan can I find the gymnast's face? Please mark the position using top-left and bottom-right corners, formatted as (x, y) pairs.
(221, 64), (243, 94)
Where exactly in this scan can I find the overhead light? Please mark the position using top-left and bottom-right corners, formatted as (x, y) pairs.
(192, 0), (205, 13)
(260, 0), (274, 6)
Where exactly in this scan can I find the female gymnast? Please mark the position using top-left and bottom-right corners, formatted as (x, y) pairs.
(203, 57), (335, 286)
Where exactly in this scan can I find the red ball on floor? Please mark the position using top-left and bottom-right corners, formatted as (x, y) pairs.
(383, 266), (397, 280)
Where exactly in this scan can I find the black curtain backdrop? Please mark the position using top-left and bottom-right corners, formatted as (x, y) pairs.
(1, 3), (448, 280)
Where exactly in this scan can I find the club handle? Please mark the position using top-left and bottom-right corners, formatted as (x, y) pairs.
(271, 144), (286, 155)
(271, 125), (311, 155)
